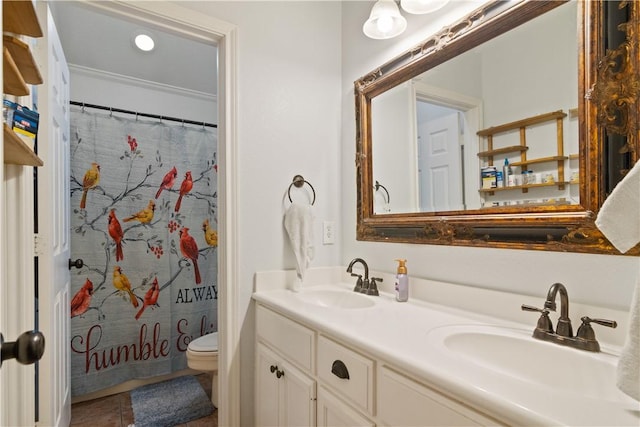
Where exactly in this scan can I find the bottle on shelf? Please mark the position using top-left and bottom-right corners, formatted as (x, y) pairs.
(503, 158), (513, 187)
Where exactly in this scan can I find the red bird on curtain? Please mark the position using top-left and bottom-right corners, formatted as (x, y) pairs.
(179, 227), (201, 284)
(155, 166), (177, 199)
(70, 278), (93, 318)
(135, 277), (160, 320)
(175, 171), (193, 212)
(108, 209), (124, 261)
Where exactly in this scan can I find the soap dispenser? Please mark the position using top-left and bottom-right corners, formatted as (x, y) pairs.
(394, 259), (408, 302)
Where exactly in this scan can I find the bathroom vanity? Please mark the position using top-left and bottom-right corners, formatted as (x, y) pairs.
(253, 267), (639, 426)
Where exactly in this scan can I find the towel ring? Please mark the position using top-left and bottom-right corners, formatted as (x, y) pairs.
(287, 175), (316, 205)
(374, 180), (390, 204)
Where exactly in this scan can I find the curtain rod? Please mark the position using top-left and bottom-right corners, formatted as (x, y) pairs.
(70, 101), (217, 129)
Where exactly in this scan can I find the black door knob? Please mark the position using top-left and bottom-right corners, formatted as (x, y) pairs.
(68, 259), (84, 270)
(0, 331), (45, 368)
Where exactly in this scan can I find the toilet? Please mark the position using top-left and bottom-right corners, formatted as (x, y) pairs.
(186, 332), (218, 408)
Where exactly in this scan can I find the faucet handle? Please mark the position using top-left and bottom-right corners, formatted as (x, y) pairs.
(576, 316), (617, 352)
(351, 274), (363, 292)
(366, 277), (382, 296)
(576, 316), (617, 340)
(521, 304), (553, 333)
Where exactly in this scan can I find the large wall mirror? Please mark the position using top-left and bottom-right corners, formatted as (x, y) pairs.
(355, 0), (639, 255)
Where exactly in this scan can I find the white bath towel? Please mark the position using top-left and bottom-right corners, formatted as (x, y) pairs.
(284, 202), (315, 288)
(617, 273), (640, 401)
(595, 159), (640, 253)
(595, 160), (640, 401)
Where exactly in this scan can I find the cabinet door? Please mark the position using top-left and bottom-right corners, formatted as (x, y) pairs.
(317, 387), (374, 427)
(256, 343), (316, 427)
(256, 344), (281, 427)
(281, 358), (316, 427)
(378, 366), (501, 426)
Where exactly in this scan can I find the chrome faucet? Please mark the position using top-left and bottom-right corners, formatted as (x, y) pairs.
(544, 282), (572, 337)
(346, 258), (369, 293)
(522, 283), (617, 352)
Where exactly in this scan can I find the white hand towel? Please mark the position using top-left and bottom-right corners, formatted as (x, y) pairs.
(284, 202), (315, 287)
(596, 160), (640, 401)
(595, 159), (640, 253)
(617, 273), (640, 401)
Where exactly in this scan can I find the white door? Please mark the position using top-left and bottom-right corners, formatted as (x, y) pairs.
(33, 3), (71, 426)
(1, 5), (41, 427)
(418, 112), (464, 212)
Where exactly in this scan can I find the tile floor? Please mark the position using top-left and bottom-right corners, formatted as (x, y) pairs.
(70, 374), (217, 427)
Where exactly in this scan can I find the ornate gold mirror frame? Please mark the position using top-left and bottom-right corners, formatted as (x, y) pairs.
(355, 0), (639, 255)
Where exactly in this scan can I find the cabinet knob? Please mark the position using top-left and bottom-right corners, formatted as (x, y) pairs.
(276, 369), (284, 379)
(331, 360), (350, 380)
(0, 331), (45, 368)
(270, 364), (278, 373)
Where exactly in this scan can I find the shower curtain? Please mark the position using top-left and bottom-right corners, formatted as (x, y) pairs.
(68, 105), (218, 396)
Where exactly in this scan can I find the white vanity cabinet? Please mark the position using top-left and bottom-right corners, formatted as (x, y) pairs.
(255, 304), (317, 426)
(255, 302), (503, 427)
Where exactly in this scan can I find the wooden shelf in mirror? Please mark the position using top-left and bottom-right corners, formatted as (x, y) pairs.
(3, 1), (43, 38)
(510, 156), (568, 167)
(478, 145), (527, 158)
(3, 123), (43, 167)
(3, 36), (42, 84)
(477, 110), (567, 136)
(479, 182), (569, 193)
(3, 47), (29, 96)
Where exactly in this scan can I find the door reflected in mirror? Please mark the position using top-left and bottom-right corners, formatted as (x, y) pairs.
(371, 1), (578, 214)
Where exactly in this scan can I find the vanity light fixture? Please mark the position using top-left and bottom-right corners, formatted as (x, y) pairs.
(133, 31), (155, 52)
(363, 0), (450, 40)
(400, 0), (450, 15)
(363, 0), (407, 40)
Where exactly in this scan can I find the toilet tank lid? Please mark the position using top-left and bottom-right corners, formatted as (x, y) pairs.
(189, 332), (218, 352)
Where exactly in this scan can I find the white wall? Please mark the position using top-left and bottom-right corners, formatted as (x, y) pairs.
(171, 2), (343, 424)
(68, 65), (217, 123)
(341, 0), (639, 312)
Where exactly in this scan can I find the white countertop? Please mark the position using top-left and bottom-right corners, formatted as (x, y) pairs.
(252, 268), (640, 426)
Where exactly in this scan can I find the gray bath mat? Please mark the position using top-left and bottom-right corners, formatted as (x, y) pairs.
(130, 375), (214, 427)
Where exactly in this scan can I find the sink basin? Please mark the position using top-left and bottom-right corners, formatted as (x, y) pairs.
(427, 324), (624, 401)
(295, 289), (375, 309)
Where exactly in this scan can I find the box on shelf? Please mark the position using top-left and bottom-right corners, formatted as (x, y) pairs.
(3, 99), (39, 138)
(481, 166), (497, 189)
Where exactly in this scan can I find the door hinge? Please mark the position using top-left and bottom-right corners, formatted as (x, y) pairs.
(34, 234), (43, 256)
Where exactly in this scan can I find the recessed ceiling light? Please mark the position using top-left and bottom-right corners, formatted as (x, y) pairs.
(134, 32), (155, 52)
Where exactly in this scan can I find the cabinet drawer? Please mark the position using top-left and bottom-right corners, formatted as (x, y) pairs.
(256, 304), (315, 372)
(378, 366), (503, 426)
(317, 335), (374, 415)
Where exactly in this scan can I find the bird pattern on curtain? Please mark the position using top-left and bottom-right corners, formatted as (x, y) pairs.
(68, 106), (218, 396)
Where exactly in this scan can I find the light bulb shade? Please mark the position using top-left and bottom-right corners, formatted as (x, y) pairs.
(363, 0), (407, 40)
(400, 0), (450, 14)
